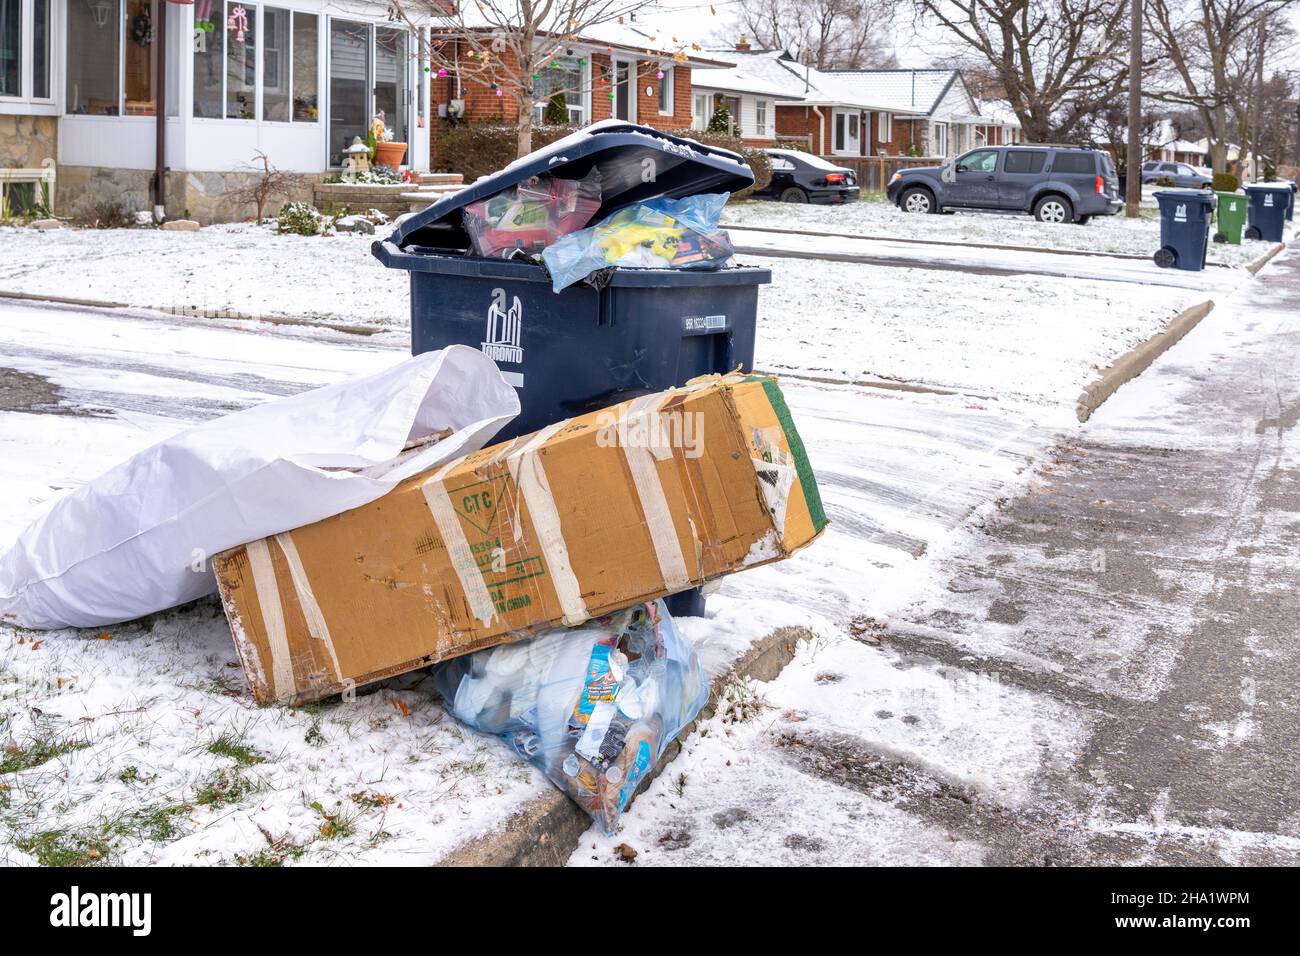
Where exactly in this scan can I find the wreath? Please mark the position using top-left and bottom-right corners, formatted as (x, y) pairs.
(131, 12), (152, 48)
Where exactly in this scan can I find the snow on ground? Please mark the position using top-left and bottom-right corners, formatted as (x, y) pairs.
(748, 254), (1201, 407)
(571, 631), (1086, 867)
(724, 198), (1267, 270)
(0, 296), (1056, 865)
(0, 201), (1280, 865)
(1, 223), (1213, 413)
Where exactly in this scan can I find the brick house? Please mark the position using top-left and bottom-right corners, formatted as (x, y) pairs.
(428, 18), (732, 165)
(0, 2), (730, 223)
(690, 48), (1020, 161)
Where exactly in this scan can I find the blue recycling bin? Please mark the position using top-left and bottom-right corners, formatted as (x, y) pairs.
(1286, 181), (1296, 222)
(1243, 182), (1290, 242)
(1153, 190), (1215, 271)
(373, 122), (771, 618)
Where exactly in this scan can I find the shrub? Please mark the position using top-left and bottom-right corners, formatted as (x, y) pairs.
(1212, 171), (1240, 192)
(75, 199), (135, 229)
(438, 123), (580, 182)
(706, 105), (733, 134)
(543, 92), (570, 126)
(276, 200), (322, 236)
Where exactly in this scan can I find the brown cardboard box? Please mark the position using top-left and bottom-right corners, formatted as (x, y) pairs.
(214, 374), (827, 705)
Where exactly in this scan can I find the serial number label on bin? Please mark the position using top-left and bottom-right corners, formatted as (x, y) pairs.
(683, 314), (728, 334)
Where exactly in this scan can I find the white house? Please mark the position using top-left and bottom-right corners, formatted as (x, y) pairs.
(1, 0), (435, 221)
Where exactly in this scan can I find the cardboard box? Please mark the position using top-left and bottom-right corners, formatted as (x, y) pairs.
(214, 374), (827, 705)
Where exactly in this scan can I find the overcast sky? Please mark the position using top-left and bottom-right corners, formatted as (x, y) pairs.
(642, 0), (1300, 76)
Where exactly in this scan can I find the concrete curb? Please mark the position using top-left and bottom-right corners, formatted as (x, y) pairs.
(1075, 300), (1215, 423)
(1246, 242), (1285, 275)
(0, 290), (385, 337)
(437, 625), (810, 867)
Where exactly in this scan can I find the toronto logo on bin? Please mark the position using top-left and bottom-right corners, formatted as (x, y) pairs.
(1174, 203), (1187, 222)
(482, 287), (523, 364)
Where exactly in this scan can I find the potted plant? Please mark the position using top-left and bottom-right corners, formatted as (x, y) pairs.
(369, 113), (407, 170)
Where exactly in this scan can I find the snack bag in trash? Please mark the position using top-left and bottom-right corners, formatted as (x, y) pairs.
(462, 168), (603, 258)
(431, 599), (709, 833)
(541, 193), (735, 291)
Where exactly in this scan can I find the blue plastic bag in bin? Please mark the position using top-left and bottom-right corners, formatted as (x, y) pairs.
(432, 600), (709, 833)
(541, 193), (735, 292)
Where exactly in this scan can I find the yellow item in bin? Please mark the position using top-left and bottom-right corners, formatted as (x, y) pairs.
(596, 212), (685, 263)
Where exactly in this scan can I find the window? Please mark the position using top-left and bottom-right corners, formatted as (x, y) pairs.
(194, 5), (224, 117)
(1004, 150), (1046, 174)
(934, 122), (947, 157)
(226, 2), (256, 119)
(878, 111), (891, 142)
(658, 64), (673, 115)
(32, 0), (49, 98)
(292, 11), (317, 121)
(263, 7), (289, 121)
(67, 0), (121, 114)
(754, 98), (767, 136)
(124, 0), (153, 114)
(0, 0), (19, 97)
(533, 53), (586, 124)
(1052, 152), (1095, 174)
(958, 149), (998, 173)
(195, 6), (317, 122)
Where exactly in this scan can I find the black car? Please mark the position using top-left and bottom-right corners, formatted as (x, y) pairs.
(885, 145), (1122, 223)
(753, 149), (860, 204)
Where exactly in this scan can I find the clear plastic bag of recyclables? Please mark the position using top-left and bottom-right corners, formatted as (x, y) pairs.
(541, 193), (735, 292)
(432, 599), (709, 833)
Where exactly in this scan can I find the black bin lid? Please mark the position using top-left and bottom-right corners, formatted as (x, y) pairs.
(387, 120), (755, 253)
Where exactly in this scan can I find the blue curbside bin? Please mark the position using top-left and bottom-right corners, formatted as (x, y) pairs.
(1285, 181), (1296, 222)
(373, 122), (772, 618)
(1153, 190), (1215, 271)
(1243, 182), (1290, 242)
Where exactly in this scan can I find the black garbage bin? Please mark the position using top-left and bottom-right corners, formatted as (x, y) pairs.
(1243, 182), (1290, 242)
(1153, 190), (1215, 271)
(373, 122), (772, 618)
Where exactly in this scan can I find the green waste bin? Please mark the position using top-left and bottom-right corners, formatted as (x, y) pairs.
(1213, 191), (1247, 244)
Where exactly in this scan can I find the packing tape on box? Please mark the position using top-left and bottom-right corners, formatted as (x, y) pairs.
(274, 531), (343, 682)
(619, 393), (693, 593)
(245, 537), (297, 702)
(423, 460), (500, 627)
(507, 421), (589, 626)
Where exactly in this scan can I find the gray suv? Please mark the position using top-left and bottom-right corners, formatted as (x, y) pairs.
(886, 145), (1123, 223)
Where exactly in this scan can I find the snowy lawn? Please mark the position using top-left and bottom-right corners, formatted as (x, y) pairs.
(748, 253), (1203, 408)
(0, 300), (1053, 865)
(724, 198), (1270, 270)
(1, 223), (1208, 411)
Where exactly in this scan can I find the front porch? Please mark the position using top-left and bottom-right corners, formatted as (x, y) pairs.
(40, 0), (434, 221)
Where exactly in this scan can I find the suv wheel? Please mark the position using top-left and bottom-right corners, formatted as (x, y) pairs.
(901, 187), (936, 214)
(780, 186), (809, 204)
(1034, 196), (1072, 224)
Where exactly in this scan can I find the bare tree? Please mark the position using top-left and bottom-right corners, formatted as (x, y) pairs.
(1143, 0), (1297, 172)
(394, 0), (691, 157)
(908, 0), (1131, 142)
(223, 151), (306, 223)
(733, 0), (899, 69)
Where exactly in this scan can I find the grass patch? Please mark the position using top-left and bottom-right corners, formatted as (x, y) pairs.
(205, 731), (265, 767)
(15, 801), (192, 866)
(311, 801), (357, 841)
(194, 768), (260, 808)
(17, 827), (107, 867)
(1, 735), (87, 775)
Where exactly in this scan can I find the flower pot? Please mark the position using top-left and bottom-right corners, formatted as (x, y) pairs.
(373, 141), (407, 170)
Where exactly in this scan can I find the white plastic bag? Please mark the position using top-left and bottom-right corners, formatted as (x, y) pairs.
(0, 345), (519, 630)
